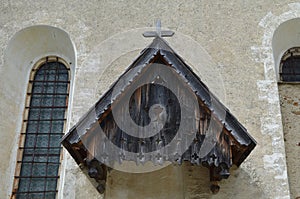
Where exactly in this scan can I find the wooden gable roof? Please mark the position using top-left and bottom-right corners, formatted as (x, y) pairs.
(62, 36), (256, 194)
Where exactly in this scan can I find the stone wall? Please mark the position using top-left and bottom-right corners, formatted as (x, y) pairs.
(0, 1), (298, 198)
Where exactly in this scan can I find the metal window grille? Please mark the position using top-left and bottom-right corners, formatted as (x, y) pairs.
(12, 57), (70, 199)
(280, 47), (300, 82)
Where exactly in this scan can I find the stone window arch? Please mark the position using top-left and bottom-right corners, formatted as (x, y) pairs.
(272, 18), (300, 82)
(1, 25), (76, 199)
(11, 56), (70, 198)
(273, 18), (300, 198)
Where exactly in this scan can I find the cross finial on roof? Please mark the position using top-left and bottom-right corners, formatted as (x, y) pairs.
(143, 19), (174, 38)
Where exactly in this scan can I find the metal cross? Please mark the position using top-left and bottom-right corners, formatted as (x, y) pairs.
(143, 19), (174, 38)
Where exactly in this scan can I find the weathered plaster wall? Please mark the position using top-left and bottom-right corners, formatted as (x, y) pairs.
(252, 4), (300, 199)
(279, 84), (300, 198)
(0, 0), (298, 198)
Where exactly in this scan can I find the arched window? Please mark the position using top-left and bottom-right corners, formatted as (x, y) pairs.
(280, 47), (300, 82)
(12, 57), (70, 199)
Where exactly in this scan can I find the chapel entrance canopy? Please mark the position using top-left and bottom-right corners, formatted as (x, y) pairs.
(61, 21), (256, 194)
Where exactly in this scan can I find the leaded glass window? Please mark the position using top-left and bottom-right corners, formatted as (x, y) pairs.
(280, 47), (300, 82)
(12, 57), (70, 199)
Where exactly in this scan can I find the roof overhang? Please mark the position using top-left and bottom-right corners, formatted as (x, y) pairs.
(62, 36), (256, 194)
